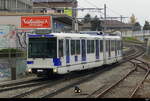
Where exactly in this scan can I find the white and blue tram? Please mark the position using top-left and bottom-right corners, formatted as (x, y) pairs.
(26, 32), (122, 76)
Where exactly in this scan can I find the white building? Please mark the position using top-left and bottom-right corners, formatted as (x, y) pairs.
(0, 0), (33, 12)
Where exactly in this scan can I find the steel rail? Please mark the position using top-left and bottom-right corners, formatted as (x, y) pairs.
(95, 66), (137, 98)
(130, 69), (150, 98)
(93, 44), (146, 98)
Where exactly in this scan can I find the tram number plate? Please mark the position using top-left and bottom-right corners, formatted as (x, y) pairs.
(37, 70), (43, 72)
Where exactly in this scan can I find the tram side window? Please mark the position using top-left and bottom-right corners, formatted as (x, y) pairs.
(118, 40), (121, 50)
(91, 40), (95, 53)
(111, 40), (113, 51)
(100, 40), (103, 52)
(111, 40), (115, 51)
(115, 40), (117, 56)
(59, 40), (64, 57)
(108, 40), (111, 57)
(87, 40), (91, 53)
(117, 40), (121, 50)
(106, 40), (108, 52)
(66, 39), (70, 56)
(76, 40), (80, 55)
(120, 40), (122, 50)
(71, 40), (76, 55)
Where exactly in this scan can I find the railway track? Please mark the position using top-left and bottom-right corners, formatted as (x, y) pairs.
(0, 42), (146, 98)
(38, 43), (146, 98)
(0, 77), (47, 88)
(87, 43), (149, 98)
(92, 60), (149, 98)
(129, 59), (150, 98)
(0, 79), (54, 93)
(12, 64), (116, 98)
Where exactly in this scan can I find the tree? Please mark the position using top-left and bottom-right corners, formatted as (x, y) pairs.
(129, 14), (137, 25)
(91, 15), (102, 31)
(143, 21), (150, 30)
(83, 13), (91, 23)
(132, 22), (141, 31)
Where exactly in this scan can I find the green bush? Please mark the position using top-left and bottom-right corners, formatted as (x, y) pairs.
(123, 37), (142, 43)
(0, 48), (22, 53)
(0, 48), (26, 58)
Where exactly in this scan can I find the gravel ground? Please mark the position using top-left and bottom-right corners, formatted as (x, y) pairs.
(51, 62), (134, 98)
(102, 69), (146, 98)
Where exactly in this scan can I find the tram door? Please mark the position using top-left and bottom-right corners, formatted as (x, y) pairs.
(66, 39), (70, 65)
(108, 40), (111, 58)
(96, 40), (100, 60)
(81, 39), (86, 62)
(115, 40), (117, 57)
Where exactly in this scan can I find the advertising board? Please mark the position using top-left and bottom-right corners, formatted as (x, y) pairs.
(21, 16), (52, 29)
(64, 8), (73, 17)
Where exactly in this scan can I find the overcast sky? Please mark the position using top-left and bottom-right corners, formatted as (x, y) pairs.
(78, 0), (149, 26)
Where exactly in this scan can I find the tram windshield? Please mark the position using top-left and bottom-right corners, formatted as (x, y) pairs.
(28, 38), (57, 58)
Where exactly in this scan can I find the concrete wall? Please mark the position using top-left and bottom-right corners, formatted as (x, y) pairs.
(0, 16), (21, 28)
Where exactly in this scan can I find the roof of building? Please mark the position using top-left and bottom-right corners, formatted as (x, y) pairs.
(33, 0), (77, 3)
(102, 20), (132, 28)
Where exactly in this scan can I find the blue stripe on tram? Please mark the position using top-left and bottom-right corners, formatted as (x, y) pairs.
(82, 57), (86, 61)
(53, 58), (62, 66)
(96, 56), (99, 59)
(66, 56), (70, 64)
(75, 56), (78, 62)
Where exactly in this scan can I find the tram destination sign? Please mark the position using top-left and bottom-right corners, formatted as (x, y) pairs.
(21, 16), (52, 29)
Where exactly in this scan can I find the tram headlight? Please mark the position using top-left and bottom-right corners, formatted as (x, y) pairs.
(53, 68), (58, 73)
(28, 69), (32, 73)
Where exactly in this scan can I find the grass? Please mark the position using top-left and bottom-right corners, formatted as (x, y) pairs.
(123, 37), (143, 43)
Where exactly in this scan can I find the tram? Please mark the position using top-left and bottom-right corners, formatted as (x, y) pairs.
(26, 31), (122, 76)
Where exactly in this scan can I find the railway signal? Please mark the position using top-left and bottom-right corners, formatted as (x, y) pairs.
(74, 86), (81, 93)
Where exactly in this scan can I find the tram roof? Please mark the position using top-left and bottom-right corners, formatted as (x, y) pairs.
(28, 33), (121, 39)
(52, 33), (121, 39)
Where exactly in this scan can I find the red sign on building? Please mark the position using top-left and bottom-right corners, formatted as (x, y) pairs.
(21, 16), (52, 29)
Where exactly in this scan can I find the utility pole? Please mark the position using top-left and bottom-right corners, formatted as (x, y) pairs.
(104, 4), (107, 32)
(72, 0), (78, 33)
(103, 4), (107, 65)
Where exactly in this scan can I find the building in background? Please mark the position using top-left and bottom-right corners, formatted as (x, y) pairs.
(0, 0), (33, 12)
(101, 20), (133, 32)
(33, 0), (78, 17)
(79, 20), (133, 32)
